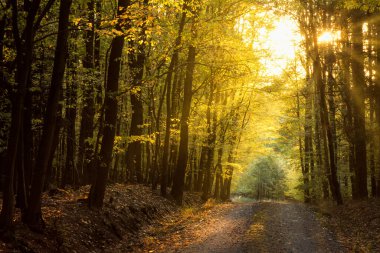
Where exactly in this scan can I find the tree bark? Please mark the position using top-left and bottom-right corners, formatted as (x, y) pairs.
(306, 4), (343, 204)
(202, 80), (217, 201)
(171, 45), (196, 205)
(88, 0), (130, 209)
(25, 0), (72, 230)
(214, 147), (223, 199)
(63, 45), (78, 188)
(303, 77), (313, 203)
(339, 15), (356, 198)
(0, 0), (47, 230)
(351, 11), (368, 199)
(161, 7), (187, 196)
(374, 19), (380, 197)
(126, 0), (148, 183)
(77, 0), (101, 185)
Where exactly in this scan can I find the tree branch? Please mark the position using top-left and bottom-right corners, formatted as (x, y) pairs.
(33, 0), (56, 33)
(10, 0), (21, 51)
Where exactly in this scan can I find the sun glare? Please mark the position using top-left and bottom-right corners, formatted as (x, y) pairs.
(318, 32), (334, 43)
(253, 16), (302, 77)
(318, 31), (341, 44)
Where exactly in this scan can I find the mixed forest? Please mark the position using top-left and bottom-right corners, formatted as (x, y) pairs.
(0, 0), (380, 245)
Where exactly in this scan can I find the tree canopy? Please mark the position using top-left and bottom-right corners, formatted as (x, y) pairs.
(0, 0), (380, 234)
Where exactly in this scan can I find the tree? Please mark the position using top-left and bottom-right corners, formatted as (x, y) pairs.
(77, 0), (102, 185)
(25, 0), (73, 230)
(0, 0), (56, 230)
(171, 11), (198, 203)
(126, 0), (149, 184)
(351, 10), (368, 199)
(161, 2), (188, 196)
(88, 0), (131, 209)
(236, 156), (287, 200)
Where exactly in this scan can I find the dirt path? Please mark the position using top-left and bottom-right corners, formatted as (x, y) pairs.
(245, 201), (346, 253)
(136, 200), (347, 253)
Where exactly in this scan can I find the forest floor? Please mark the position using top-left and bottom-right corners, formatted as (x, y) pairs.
(0, 184), (201, 252)
(1, 186), (380, 253)
(315, 198), (380, 252)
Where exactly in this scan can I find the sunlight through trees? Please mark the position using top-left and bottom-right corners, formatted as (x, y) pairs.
(0, 0), (380, 239)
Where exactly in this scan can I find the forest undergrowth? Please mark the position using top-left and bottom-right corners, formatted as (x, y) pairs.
(0, 184), (202, 252)
(316, 199), (380, 252)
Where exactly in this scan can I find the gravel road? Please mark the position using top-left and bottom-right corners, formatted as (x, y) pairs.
(182, 201), (346, 253)
(137, 200), (347, 253)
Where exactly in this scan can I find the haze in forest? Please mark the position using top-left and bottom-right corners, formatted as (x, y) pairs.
(0, 0), (380, 252)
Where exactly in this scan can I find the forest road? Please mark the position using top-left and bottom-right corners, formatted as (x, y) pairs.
(179, 201), (347, 253)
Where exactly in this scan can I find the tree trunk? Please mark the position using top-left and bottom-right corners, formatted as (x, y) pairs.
(303, 77), (312, 203)
(88, 0), (130, 209)
(196, 146), (207, 192)
(126, 10), (147, 182)
(25, 0), (72, 230)
(171, 45), (196, 205)
(0, 0), (46, 230)
(310, 19), (343, 205)
(63, 47), (78, 188)
(77, 0), (101, 185)
(15, 88), (33, 213)
(161, 8), (187, 196)
(370, 94), (376, 196)
(314, 93), (329, 199)
(202, 80), (217, 201)
(222, 150), (234, 201)
(214, 147), (223, 199)
(374, 19), (380, 197)
(351, 11), (368, 199)
(339, 16), (356, 198)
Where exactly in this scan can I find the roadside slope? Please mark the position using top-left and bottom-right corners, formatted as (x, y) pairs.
(0, 184), (200, 252)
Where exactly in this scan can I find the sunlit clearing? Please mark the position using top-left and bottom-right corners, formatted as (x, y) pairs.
(318, 31), (341, 44)
(253, 16), (302, 77)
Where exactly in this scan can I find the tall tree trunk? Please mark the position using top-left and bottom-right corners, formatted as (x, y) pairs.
(63, 47), (78, 188)
(368, 23), (376, 197)
(222, 150), (235, 201)
(309, 14), (343, 205)
(370, 93), (376, 196)
(161, 8), (187, 196)
(196, 146), (207, 191)
(214, 147), (223, 199)
(314, 92), (329, 199)
(25, 0), (72, 230)
(88, 0), (130, 209)
(15, 88), (33, 213)
(0, 0), (49, 230)
(375, 20), (380, 197)
(0, 13), (7, 193)
(339, 15), (356, 198)
(202, 81), (216, 201)
(314, 57), (343, 204)
(303, 77), (312, 203)
(77, 0), (101, 185)
(171, 45), (196, 205)
(151, 82), (166, 190)
(351, 11), (368, 199)
(45, 98), (63, 190)
(326, 45), (338, 183)
(126, 0), (148, 183)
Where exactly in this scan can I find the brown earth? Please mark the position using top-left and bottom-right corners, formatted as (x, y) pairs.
(316, 198), (380, 253)
(1, 187), (379, 253)
(134, 200), (347, 253)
